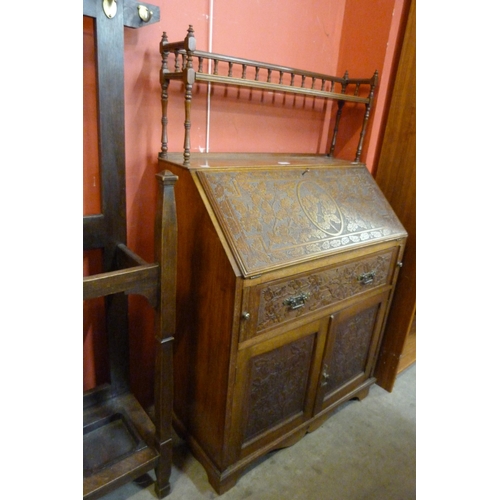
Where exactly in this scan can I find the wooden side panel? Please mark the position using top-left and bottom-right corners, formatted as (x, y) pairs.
(165, 161), (238, 469)
(374, 0), (416, 392)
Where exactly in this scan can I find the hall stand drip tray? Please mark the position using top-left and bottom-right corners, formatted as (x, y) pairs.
(83, 393), (158, 493)
(83, 403), (149, 478)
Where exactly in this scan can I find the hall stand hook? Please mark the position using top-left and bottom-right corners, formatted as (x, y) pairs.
(102, 0), (117, 18)
(138, 4), (153, 22)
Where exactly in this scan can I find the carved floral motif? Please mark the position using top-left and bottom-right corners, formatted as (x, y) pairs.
(325, 305), (378, 392)
(255, 252), (392, 333)
(198, 167), (404, 275)
(244, 335), (314, 441)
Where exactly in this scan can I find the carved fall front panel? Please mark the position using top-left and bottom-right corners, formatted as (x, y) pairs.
(197, 166), (405, 276)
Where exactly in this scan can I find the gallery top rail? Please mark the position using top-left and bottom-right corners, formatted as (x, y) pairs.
(159, 25), (378, 165)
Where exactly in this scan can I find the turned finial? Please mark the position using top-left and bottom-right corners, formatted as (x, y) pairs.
(160, 31), (168, 55)
(185, 25), (196, 52)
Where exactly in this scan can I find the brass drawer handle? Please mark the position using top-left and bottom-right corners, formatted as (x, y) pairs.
(358, 271), (376, 285)
(283, 292), (310, 310)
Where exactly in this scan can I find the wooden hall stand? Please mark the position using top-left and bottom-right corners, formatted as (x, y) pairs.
(83, 1), (177, 498)
(159, 27), (407, 494)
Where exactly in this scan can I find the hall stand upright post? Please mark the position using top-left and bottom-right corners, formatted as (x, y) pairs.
(83, 1), (177, 498)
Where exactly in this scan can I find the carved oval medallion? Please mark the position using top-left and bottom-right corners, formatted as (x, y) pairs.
(297, 180), (344, 236)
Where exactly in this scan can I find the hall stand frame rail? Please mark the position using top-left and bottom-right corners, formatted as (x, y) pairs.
(83, 1), (177, 498)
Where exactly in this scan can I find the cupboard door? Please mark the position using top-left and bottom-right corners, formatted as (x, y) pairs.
(315, 291), (390, 413)
(231, 319), (328, 459)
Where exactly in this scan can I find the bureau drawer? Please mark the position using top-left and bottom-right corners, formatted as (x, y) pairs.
(240, 247), (398, 343)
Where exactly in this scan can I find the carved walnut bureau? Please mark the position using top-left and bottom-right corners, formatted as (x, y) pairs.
(159, 152), (407, 494)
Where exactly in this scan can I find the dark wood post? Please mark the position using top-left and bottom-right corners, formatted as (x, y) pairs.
(183, 26), (196, 165)
(355, 70), (378, 162)
(329, 71), (348, 157)
(153, 170), (178, 498)
(159, 32), (170, 160)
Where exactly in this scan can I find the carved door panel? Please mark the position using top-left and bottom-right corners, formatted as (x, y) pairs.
(314, 291), (390, 414)
(230, 318), (328, 460)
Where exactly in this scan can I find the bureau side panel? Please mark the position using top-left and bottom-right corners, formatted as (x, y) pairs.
(165, 161), (237, 468)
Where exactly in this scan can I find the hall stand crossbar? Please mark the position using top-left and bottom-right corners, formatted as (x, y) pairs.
(83, 1), (177, 498)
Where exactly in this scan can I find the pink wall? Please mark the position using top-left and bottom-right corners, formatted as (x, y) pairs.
(84, 0), (409, 406)
(333, 0), (409, 165)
